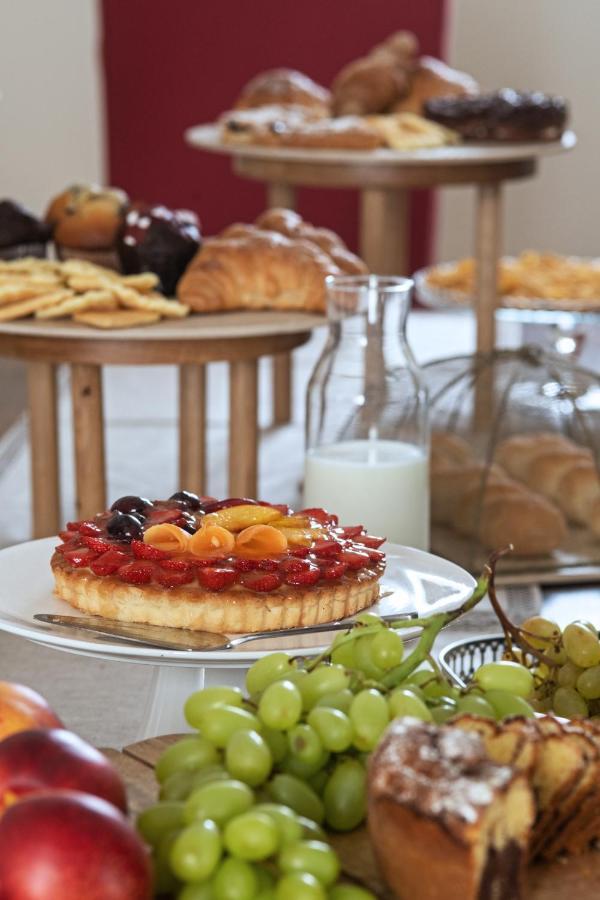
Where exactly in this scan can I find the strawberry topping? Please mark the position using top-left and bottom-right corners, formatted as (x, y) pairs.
(297, 507), (339, 526)
(79, 521), (103, 537)
(81, 535), (115, 554)
(131, 540), (168, 561)
(355, 534), (386, 549)
(159, 558), (194, 573)
(340, 548), (372, 570)
(156, 568), (196, 588)
(63, 548), (99, 568)
(197, 567), (237, 591)
(90, 549), (129, 576)
(240, 570), (282, 592)
(312, 539), (343, 559)
(282, 561), (320, 587)
(117, 561), (157, 585)
(321, 560), (348, 580)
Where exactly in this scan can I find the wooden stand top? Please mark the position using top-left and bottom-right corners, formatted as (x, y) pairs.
(0, 310), (323, 365)
(109, 732), (600, 899)
(186, 125), (576, 189)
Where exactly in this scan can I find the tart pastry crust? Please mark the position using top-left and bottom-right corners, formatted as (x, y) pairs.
(51, 553), (381, 633)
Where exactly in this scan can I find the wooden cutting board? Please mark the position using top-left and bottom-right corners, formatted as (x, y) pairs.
(107, 734), (600, 899)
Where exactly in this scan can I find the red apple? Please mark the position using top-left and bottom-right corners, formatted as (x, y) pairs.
(0, 728), (127, 814)
(0, 790), (152, 899)
(0, 681), (63, 741)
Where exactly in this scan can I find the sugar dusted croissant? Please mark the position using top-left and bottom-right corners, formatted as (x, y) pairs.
(177, 230), (338, 313)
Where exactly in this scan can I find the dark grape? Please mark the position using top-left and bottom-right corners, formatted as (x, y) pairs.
(169, 491), (202, 511)
(202, 498), (258, 513)
(106, 511), (143, 542)
(110, 495), (153, 515)
(177, 512), (198, 534)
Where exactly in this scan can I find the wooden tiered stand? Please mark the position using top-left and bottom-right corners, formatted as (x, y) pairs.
(186, 127), (575, 420)
(0, 312), (321, 538)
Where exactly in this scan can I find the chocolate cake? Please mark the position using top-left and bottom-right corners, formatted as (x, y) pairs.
(0, 200), (51, 260)
(424, 89), (568, 142)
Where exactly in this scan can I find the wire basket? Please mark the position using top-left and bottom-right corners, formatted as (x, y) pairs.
(438, 634), (507, 688)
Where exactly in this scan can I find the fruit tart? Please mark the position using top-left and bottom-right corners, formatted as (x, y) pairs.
(51, 494), (385, 633)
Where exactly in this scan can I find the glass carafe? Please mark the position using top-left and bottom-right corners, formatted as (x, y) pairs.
(304, 275), (429, 549)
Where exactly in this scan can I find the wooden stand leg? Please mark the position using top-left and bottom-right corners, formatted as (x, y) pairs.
(228, 359), (258, 498)
(71, 364), (106, 519)
(179, 364), (206, 494)
(27, 362), (60, 537)
(268, 182), (297, 426)
(475, 182), (502, 354)
(359, 188), (409, 274)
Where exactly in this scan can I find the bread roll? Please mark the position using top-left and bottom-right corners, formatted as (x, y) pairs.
(234, 68), (331, 114)
(480, 493), (567, 556)
(392, 56), (478, 115)
(431, 463), (507, 526)
(556, 462), (600, 524)
(495, 433), (573, 480)
(451, 481), (525, 538)
(524, 448), (591, 499)
(45, 184), (128, 250)
(430, 432), (473, 468)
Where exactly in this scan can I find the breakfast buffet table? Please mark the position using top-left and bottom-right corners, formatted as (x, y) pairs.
(0, 311), (322, 537)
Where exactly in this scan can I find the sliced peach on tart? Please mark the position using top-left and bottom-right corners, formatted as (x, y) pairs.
(189, 524), (235, 558)
(143, 524), (190, 554)
(235, 524), (288, 559)
(202, 504), (281, 531)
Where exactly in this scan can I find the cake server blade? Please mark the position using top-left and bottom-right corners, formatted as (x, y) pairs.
(33, 614), (230, 651)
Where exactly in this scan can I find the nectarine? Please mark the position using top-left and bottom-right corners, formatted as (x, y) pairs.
(0, 728), (127, 814)
(0, 681), (62, 741)
(0, 790), (152, 899)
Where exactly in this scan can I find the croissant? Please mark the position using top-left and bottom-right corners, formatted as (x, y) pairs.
(177, 230), (338, 313)
(495, 432), (599, 531)
(391, 56), (478, 115)
(233, 68), (332, 114)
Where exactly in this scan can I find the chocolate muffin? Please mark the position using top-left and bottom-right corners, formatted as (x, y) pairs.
(424, 88), (568, 142)
(0, 200), (51, 260)
(117, 204), (201, 296)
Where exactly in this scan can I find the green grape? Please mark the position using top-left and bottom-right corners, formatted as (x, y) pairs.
(349, 689), (389, 751)
(258, 679), (302, 731)
(254, 803), (303, 844)
(328, 886), (377, 900)
(278, 840), (340, 887)
(275, 872), (326, 900)
(255, 866), (276, 891)
(521, 616), (561, 649)
(307, 707), (353, 752)
(198, 705), (262, 748)
(246, 653), (296, 695)
(184, 779), (254, 827)
(190, 766), (231, 790)
(267, 774), (325, 824)
(212, 857), (258, 900)
(154, 829), (181, 895)
(404, 664), (436, 688)
(224, 810), (280, 861)
(544, 643), (568, 666)
(297, 815), (326, 841)
(156, 736), (220, 783)
(287, 724), (323, 765)
(530, 696), (552, 713)
(314, 689), (354, 714)
(353, 634), (385, 680)
(323, 759), (366, 832)
(256, 892), (276, 900)
(169, 819), (222, 883)
(557, 660), (583, 687)
(281, 748), (330, 780)
(577, 665), (600, 700)
(286, 668), (308, 689)
(178, 884), (214, 900)
(553, 686), (589, 718)
(309, 769), (329, 795)
(564, 622), (600, 668)
(354, 613), (383, 625)
(184, 687), (244, 728)
(300, 665), (351, 710)
(431, 701), (458, 724)
(388, 687), (433, 722)
(160, 771), (196, 802)
(330, 634), (357, 669)
(483, 690), (535, 720)
(137, 802), (185, 846)
(421, 679), (459, 701)
(473, 661), (534, 698)
(262, 727), (288, 763)
(226, 730), (272, 787)
(369, 629), (404, 670)
(455, 693), (495, 718)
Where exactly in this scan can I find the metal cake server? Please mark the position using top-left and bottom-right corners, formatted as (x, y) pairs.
(34, 599), (411, 653)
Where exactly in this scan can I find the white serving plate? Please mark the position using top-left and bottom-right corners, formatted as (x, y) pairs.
(0, 538), (475, 666)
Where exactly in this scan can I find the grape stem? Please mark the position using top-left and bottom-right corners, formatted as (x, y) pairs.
(374, 547), (508, 688)
(486, 570), (561, 669)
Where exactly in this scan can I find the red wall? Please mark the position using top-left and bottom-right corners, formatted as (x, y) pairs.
(100, 0), (447, 272)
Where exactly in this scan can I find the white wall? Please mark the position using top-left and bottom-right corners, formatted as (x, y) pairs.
(0, 0), (105, 216)
(437, 0), (599, 262)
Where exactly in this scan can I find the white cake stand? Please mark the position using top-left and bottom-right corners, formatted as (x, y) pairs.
(0, 538), (475, 740)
